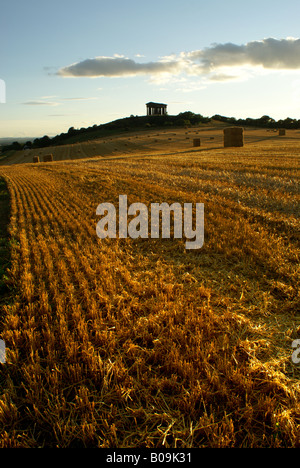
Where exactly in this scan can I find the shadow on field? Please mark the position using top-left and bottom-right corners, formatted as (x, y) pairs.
(0, 178), (11, 301)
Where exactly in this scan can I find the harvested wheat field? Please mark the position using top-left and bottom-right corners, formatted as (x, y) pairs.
(0, 133), (299, 448)
(3, 125), (292, 166)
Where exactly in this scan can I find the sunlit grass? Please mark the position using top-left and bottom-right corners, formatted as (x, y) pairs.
(0, 139), (299, 447)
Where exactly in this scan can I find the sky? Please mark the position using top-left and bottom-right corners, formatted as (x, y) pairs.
(1, 0), (300, 138)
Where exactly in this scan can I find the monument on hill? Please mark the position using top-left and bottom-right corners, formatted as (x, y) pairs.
(146, 102), (167, 116)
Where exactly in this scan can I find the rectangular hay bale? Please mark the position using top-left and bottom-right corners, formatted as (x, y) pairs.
(43, 154), (53, 162)
(224, 127), (244, 147)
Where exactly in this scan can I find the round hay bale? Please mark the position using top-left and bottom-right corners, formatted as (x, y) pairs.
(193, 138), (201, 147)
(33, 156), (40, 163)
(279, 129), (286, 136)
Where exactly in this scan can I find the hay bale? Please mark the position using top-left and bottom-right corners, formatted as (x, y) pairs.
(33, 156), (40, 163)
(43, 154), (53, 162)
(279, 129), (286, 136)
(224, 127), (244, 147)
(193, 138), (201, 147)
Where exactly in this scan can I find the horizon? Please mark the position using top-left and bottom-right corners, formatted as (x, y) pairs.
(2, 0), (300, 138)
(1, 110), (295, 145)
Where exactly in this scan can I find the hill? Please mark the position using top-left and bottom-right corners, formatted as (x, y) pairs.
(3, 111), (300, 155)
(1, 123), (299, 167)
(1, 112), (210, 153)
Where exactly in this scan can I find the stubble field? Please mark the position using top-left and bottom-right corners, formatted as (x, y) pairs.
(0, 128), (299, 447)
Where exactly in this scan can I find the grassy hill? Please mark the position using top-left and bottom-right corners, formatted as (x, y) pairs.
(2, 112), (211, 153)
(4, 110), (299, 154)
(1, 123), (298, 167)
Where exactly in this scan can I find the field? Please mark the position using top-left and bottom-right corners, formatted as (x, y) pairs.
(0, 126), (299, 448)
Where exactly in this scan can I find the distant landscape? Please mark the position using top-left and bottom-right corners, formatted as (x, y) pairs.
(2, 111), (300, 153)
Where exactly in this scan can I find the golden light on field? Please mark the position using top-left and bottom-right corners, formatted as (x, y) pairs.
(0, 127), (299, 447)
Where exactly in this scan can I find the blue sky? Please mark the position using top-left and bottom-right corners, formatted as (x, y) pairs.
(1, 0), (300, 138)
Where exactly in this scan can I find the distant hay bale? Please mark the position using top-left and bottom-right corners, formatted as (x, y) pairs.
(224, 127), (244, 147)
(279, 129), (286, 136)
(33, 156), (39, 163)
(193, 138), (201, 147)
(43, 154), (53, 162)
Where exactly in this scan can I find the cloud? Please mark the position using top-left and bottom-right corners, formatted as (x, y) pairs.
(60, 97), (99, 101)
(56, 38), (300, 84)
(23, 96), (98, 106)
(187, 37), (300, 72)
(208, 73), (239, 82)
(57, 56), (181, 78)
(23, 100), (59, 106)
